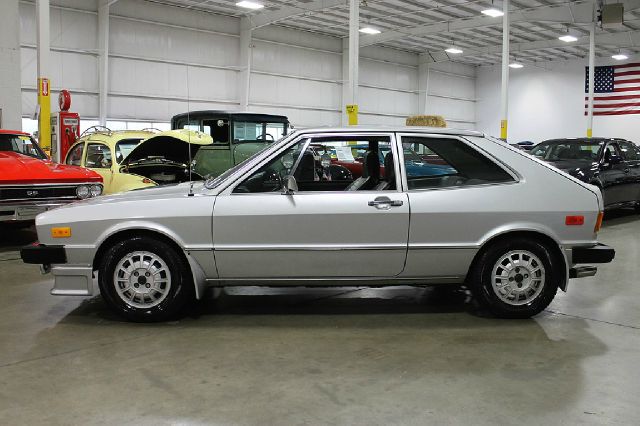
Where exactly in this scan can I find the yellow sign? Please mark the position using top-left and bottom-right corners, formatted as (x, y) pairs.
(500, 119), (508, 139)
(346, 104), (358, 126)
(587, 128), (593, 138)
(37, 77), (51, 151)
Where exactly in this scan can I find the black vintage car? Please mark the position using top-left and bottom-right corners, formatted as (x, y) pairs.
(531, 138), (640, 211)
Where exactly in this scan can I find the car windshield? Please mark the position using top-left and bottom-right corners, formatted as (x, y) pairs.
(0, 133), (47, 159)
(204, 143), (276, 190)
(115, 139), (143, 163)
(531, 141), (603, 161)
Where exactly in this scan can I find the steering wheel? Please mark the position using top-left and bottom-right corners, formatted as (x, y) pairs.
(256, 133), (275, 141)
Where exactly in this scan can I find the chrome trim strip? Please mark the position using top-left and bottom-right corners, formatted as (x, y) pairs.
(0, 182), (98, 188)
(214, 244), (407, 251)
(205, 276), (463, 285)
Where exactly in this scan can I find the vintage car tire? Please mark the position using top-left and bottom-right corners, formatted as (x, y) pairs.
(470, 238), (559, 319)
(98, 235), (194, 322)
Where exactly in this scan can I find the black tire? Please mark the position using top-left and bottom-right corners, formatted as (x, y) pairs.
(98, 235), (194, 322)
(469, 238), (560, 319)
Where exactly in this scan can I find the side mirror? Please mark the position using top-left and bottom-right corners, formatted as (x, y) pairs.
(282, 175), (298, 195)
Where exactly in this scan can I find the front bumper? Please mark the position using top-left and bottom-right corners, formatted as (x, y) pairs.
(569, 243), (615, 279)
(21, 243), (94, 296)
(0, 202), (67, 222)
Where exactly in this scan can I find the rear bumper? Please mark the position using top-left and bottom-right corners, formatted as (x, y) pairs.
(573, 243), (615, 264)
(567, 243), (615, 280)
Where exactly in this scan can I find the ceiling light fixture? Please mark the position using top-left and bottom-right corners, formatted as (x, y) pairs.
(481, 8), (504, 17)
(612, 53), (629, 60)
(559, 34), (578, 43)
(509, 62), (524, 69)
(236, 1), (264, 10)
(359, 27), (381, 35)
(445, 47), (463, 54)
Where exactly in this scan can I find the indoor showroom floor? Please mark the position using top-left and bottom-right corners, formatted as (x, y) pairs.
(1, 211), (639, 425)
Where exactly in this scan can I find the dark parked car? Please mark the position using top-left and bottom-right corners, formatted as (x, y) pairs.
(531, 138), (640, 211)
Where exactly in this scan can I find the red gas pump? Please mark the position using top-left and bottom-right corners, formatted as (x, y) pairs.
(50, 90), (80, 162)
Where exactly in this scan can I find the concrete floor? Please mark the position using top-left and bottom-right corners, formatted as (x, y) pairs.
(1, 211), (639, 425)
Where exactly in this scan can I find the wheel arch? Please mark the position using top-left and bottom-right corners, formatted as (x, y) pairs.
(468, 230), (569, 291)
(92, 227), (207, 299)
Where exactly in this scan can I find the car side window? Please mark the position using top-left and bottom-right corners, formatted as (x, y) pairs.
(401, 137), (515, 190)
(233, 136), (395, 193)
(66, 143), (84, 166)
(618, 142), (640, 161)
(603, 144), (623, 165)
(85, 143), (112, 168)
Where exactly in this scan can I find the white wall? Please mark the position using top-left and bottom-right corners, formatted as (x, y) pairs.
(19, 0), (476, 130)
(1, 0), (22, 129)
(477, 59), (640, 143)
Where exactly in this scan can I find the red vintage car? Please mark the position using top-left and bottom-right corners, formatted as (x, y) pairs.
(0, 129), (103, 225)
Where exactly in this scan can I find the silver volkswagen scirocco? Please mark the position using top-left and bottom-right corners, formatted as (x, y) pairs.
(22, 127), (615, 321)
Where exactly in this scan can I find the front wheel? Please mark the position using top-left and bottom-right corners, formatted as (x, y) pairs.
(98, 236), (194, 322)
(469, 238), (560, 318)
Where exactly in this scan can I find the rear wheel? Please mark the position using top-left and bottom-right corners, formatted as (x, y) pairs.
(469, 238), (560, 318)
(98, 235), (194, 322)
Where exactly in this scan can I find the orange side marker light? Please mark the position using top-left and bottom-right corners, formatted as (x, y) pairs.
(594, 212), (604, 232)
(51, 227), (71, 238)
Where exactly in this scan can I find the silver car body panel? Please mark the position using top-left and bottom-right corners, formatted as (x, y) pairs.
(33, 127), (603, 298)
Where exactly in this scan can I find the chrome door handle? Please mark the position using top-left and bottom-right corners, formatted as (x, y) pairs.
(368, 198), (403, 208)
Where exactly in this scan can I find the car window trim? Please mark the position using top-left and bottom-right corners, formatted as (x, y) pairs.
(395, 133), (520, 192)
(85, 142), (112, 169)
(221, 132), (401, 195)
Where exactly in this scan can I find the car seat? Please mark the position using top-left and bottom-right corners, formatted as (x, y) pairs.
(375, 152), (395, 190)
(347, 150), (380, 191)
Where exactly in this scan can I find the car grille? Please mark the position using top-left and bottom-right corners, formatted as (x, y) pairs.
(0, 185), (79, 203)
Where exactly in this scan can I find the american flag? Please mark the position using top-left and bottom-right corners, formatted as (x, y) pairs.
(584, 63), (640, 115)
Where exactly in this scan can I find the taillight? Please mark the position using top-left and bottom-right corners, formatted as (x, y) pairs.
(594, 211), (604, 233)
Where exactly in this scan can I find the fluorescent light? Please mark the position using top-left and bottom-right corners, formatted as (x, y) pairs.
(509, 62), (524, 69)
(445, 47), (463, 54)
(481, 8), (504, 17)
(558, 35), (578, 43)
(236, 1), (264, 10)
(612, 54), (629, 61)
(359, 27), (381, 35)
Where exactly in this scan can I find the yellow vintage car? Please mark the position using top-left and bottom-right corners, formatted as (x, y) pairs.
(65, 127), (212, 194)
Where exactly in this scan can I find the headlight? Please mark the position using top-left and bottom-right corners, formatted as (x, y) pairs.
(76, 185), (90, 199)
(90, 184), (103, 197)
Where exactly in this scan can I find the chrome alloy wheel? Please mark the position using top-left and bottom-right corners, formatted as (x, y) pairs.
(491, 250), (546, 306)
(113, 251), (172, 309)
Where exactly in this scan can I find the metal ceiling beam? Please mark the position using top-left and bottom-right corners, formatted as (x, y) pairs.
(360, 0), (640, 47)
(425, 30), (640, 62)
(249, 0), (345, 29)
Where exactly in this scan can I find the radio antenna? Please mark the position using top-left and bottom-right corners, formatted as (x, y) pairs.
(186, 65), (194, 196)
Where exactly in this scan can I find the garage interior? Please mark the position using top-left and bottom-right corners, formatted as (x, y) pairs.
(2, 0), (640, 424)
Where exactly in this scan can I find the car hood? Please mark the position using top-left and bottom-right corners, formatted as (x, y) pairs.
(0, 151), (102, 185)
(54, 181), (208, 210)
(121, 129), (213, 167)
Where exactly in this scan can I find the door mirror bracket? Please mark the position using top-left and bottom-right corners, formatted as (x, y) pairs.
(282, 175), (298, 195)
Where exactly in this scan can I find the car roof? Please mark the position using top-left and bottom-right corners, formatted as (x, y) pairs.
(171, 110), (289, 122)
(0, 129), (30, 136)
(292, 126), (484, 137)
(80, 130), (156, 146)
(540, 137), (627, 144)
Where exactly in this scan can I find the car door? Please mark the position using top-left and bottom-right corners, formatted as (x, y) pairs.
(85, 142), (114, 189)
(617, 141), (640, 203)
(599, 143), (629, 206)
(212, 133), (410, 280)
